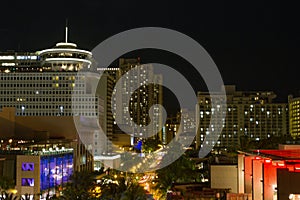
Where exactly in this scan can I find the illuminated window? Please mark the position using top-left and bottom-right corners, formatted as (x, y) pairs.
(22, 163), (34, 171)
(21, 178), (34, 187)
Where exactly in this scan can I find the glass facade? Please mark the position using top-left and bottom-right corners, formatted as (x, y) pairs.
(40, 153), (73, 191)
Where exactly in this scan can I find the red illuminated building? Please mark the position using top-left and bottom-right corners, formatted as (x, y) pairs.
(238, 146), (300, 200)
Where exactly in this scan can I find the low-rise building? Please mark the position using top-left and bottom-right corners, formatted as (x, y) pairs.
(237, 146), (300, 200)
(0, 138), (92, 198)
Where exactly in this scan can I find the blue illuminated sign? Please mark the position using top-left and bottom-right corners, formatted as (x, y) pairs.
(40, 153), (73, 191)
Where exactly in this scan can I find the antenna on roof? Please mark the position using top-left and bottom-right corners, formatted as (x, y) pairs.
(65, 19), (68, 43)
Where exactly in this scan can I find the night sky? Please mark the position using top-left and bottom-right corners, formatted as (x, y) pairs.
(1, 1), (299, 108)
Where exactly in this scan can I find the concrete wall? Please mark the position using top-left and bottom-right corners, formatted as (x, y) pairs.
(237, 154), (245, 193)
(16, 155), (40, 196)
(15, 116), (77, 139)
(210, 165), (238, 193)
(0, 107), (15, 138)
(0, 108), (77, 140)
(0, 107), (78, 140)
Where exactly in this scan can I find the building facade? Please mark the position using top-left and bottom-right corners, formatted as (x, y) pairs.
(0, 138), (78, 198)
(0, 32), (97, 172)
(0, 41), (96, 117)
(196, 85), (289, 149)
(0, 148), (73, 198)
(162, 114), (180, 145)
(238, 146), (300, 200)
(114, 58), (163, 143)
(288, 95), (300, 138)
(179, 108), (196, 134)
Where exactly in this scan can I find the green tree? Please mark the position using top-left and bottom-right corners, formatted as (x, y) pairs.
(155, 153), (197, 195)
(100, 175), (147, 200)
(61, 171), (95, 200)
(100, 177), (126, 200)
(0, 176), (15, 192)
(240, 136), (256, 151)
(120, 182), (147, 200)
(142, 138), (161, 153)
(257, 135), (294, 149)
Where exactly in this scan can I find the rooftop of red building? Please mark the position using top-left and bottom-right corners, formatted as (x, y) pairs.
(252, 149), (300, 160)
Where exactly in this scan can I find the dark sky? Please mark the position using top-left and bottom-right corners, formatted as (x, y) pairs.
(1, 0), (300, 105)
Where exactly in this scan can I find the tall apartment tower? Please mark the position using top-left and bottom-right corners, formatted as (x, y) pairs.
(196, 85), (288, 149)
(114, 58), (163, 143)
(288, 95), (300, 138)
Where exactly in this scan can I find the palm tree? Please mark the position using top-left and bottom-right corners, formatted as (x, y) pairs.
(0, 192), (18, 200)
(154, 153), (197, 196)
(100, 176), (147, 200)
(120, 182), (147, 200)
(100, 176), (127, 200)
(20, 193), (32, 200)
(61, 171), (95, 200)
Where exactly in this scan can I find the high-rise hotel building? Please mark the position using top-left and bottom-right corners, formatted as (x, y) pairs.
(0, 31), (101, 171)
(0, 41), (95, 117)
(196, 85), (289, 149)
(288, 95), (300, 138)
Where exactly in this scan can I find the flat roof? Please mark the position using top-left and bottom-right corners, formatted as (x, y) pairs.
(252, 149), (300, 160)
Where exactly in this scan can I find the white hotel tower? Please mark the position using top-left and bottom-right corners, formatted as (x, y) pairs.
(0, 27), (114, 171)
(0, 26), (95, 117)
